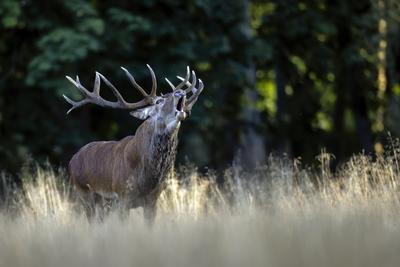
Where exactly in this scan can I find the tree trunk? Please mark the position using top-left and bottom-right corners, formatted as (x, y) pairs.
(275, 58), (291, 156)
(238, 0), (266, 169)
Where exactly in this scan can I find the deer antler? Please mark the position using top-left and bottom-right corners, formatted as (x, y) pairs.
(164, 66), (191, 91)
(176, 71), (204, 113)
(63, 65), (158, 114)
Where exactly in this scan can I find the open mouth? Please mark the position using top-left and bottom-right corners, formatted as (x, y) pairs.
(176, 96), (184, 111)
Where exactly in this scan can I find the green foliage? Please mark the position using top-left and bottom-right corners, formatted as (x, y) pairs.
(0, 0), (21, 28)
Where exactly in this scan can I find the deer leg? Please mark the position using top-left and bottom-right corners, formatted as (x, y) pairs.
(77, 191), (96, 221)
(117, 200), (130, 221)
(143, 200), (157, 226)
(77, 188), (108, 222)
(93, 193), (107, 221)
(143, 185), (166, 225)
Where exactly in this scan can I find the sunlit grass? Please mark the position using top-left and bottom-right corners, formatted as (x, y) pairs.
(1, 150), (400, 267)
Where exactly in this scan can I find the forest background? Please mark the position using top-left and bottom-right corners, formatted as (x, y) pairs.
(1, 0), (400, 174)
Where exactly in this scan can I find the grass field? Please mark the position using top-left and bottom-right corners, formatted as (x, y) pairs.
(1, 151), (400, 267)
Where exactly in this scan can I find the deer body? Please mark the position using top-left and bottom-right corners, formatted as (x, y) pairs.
(70, 122), (178, 202)
(64, 65), (203, 222)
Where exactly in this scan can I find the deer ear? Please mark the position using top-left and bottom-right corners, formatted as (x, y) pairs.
(130, 106), (155, 120)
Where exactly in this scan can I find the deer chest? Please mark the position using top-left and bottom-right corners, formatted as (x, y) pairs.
(139, 134), (178, 195)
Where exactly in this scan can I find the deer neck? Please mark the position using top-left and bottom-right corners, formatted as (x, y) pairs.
(148, 124), (179, 178)
(129, 119), (180, 192)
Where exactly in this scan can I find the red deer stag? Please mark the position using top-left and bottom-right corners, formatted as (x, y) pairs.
(64, 65), (204, 223)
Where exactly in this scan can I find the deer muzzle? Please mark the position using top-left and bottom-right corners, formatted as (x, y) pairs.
(176, 95), (187, 120)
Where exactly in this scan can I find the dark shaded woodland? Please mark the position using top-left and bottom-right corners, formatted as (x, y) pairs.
(1, 0), (400, 174)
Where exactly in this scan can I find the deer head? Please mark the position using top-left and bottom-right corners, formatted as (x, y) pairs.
(63, 65), (204, 134)
(128, 66), (204, 134)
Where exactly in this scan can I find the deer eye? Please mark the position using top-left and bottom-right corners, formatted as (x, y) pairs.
(174, 91), (184, 97)
(156, 99), (164, 105)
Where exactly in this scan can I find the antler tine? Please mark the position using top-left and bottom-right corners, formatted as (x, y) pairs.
(186, 78), (204, 101)
(66, 75), (90, 95)
(63, 94), (89, 115)
(93, 72), (101, 95)
(97, 72), (129, 105)
(63, 75), (92, 114)
(176, 71), (196, 94)
(185, 79), (204, 113)
(97, 72), (154, 110)
(120, 67), (148, 96)
(146, 64), (157, 96)
(173, 66), (190, 91)
(164, 78), (176, 91)
(185, 70), (197, 94)
(195, 79), (204, 96)
(176, 72), (204, 113)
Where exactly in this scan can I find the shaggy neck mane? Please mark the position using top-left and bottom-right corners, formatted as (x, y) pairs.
(137, 122), (179, 194)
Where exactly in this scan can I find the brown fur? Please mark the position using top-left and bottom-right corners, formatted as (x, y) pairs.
(69, 119), (178, 222)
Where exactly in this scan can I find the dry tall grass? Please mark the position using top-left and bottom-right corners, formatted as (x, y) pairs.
(1, 151), (400, 267)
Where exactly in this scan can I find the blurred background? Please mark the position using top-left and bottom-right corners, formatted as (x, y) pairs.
(1, 0), (400, 174)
